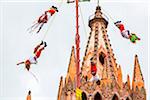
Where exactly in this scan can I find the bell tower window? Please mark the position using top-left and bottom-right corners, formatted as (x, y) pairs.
(82, 92), (87, 100)
(94, 92), (102, 100)
(112, 94), (119, 100)
(99, 52), (105, 65)
(126, 97), (130, 100)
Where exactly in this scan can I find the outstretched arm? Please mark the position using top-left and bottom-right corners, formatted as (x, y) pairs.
(17, 61), (24, 65)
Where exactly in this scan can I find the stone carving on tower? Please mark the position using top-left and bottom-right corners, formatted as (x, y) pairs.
(57, 5), (146, 100)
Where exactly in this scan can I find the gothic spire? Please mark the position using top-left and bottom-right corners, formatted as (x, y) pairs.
(57, 76), (63, 100)
(66, 46), (76, 82)
(127, 74), (131, 90)
(132, 55), (145, 91)
(117, 65), (123, 88)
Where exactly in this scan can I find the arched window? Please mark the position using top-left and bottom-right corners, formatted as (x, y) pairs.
(126, 97), (130, 100)
(82, 92), (87, 100)
(112, 94), (119, 100)
(99, 52), (105, 65)
(94, 92), (102, 100)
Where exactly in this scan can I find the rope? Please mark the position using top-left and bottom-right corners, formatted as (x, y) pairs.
(101, 7), (133, 33)
(101, 7), (115, 23)
(41, 1), (64, 41)
(79, 5), (88, 38)
(97, 0), (99, 6)
(101, 7), (122, 33)
(101, 7), (137, 42)
(41, 15), (56, 40)
(102, 6), (133, 32)
(29, 71), (39, 83)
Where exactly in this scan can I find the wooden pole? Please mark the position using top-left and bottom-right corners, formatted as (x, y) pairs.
(75, 0), (80, 88)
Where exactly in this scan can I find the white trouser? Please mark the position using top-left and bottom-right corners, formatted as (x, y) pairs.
(121, 30), (130, 39)
(89, 75), (100, 82)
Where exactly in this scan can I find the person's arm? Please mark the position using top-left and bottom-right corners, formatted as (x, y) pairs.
(68, 0), (75, 3)
(45, 11), (48, 14)
(17, 61), (24, 65)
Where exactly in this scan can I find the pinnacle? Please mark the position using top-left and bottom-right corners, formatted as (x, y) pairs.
(132, 55), (145, 91)
(60, 76), (63, 80)
(135, 54), (138, 58)
(72, 46), (75, 50)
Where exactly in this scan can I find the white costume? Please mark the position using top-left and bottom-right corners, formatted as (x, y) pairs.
(89, 75), (101, 82)
(29, 56), (37, 64)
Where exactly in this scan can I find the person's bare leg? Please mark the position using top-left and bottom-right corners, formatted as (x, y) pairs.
(29, 23), (40, 33)
(32, 23), (41, 30)
(27, 23), (38, 32)
(33, 41), (43, 54)
(35, 47), (45, 58)
(37, 23), (44, 33)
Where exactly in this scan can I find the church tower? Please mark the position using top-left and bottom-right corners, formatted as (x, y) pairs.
(57, 5), (146, 100)
(132, 55), (146, 100)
